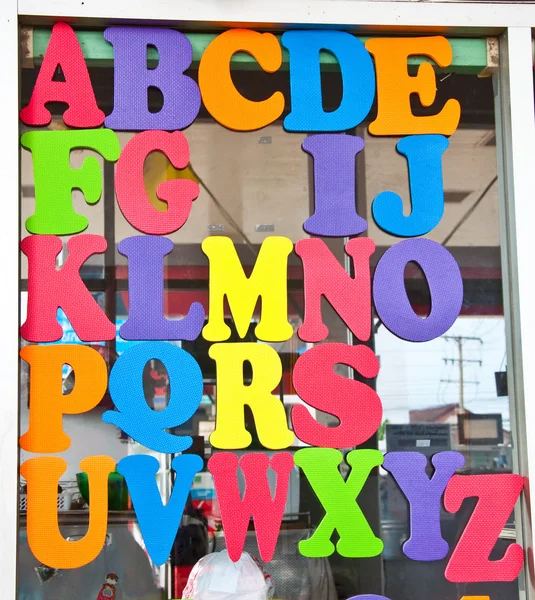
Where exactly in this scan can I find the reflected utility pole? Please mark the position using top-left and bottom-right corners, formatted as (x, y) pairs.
(441, 335), (483, 413)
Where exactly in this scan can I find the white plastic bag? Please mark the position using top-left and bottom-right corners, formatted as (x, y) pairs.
(182, 550), (274, 600)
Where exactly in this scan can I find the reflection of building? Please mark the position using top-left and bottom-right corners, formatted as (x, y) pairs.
(409, 403), (511, 446)
(410, 403), (511, 471)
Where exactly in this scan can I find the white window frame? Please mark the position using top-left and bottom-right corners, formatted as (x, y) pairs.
(4, 2), (535, 599)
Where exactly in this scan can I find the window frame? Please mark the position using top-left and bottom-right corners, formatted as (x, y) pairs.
(5, 2), (535, 599)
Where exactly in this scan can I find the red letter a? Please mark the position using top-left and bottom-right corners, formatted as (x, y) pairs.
(20, 22), (104, 127)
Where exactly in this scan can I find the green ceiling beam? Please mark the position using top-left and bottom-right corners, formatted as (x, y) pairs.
(25, 28), (489, 75)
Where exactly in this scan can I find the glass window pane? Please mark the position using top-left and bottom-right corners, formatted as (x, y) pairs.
(17, 26), (524, 600)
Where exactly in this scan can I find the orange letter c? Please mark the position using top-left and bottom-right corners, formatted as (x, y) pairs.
(199, 29), (284, 131)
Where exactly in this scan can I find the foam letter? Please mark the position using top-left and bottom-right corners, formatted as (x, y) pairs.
(209, 343), (294, 450)
(295, 448), (384, 557)
(104, 27), (200, 130)
(372, 135), (449, 237)
(365, 37), (461, 136)
(21, 456), (114, 568)
(292, 343), (381, 448)
(209, 452), (294, 561)
(444, 474), (524, 582)
(118, 454), (202, 566)
(103, 342), (202, 452)
(118, 236), (204, 341)
(282, 31), (375, 132)
(115, 131), (199, 235)
(373, 239), (463, 342)
(21, 235), (115, 342)
(302, 134), (367, 236)
(202, 236), (293, 342)
(348, 596), (391, 600)
(20, 23), (104, 128)
(383, 451), (465, 561)
(296, 237), (374, 342)
(198, 30), (283, 131)
(21, 129), (120, 235)
(20, 345), (108, 453)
